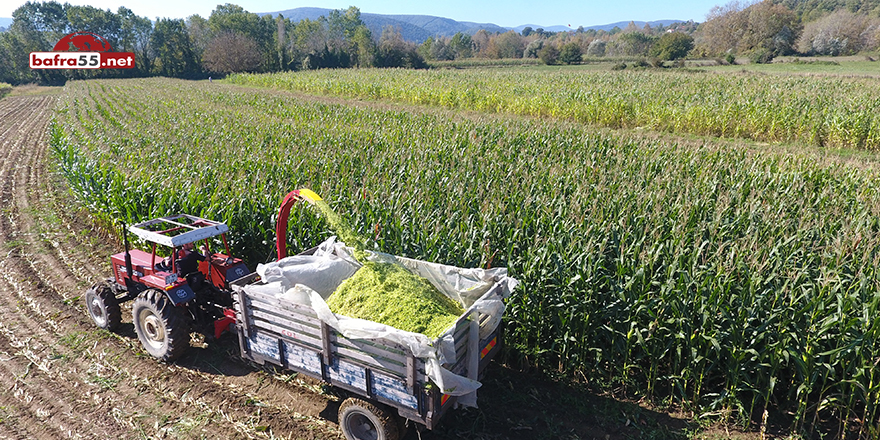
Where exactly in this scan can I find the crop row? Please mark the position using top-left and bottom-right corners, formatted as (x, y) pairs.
(52, 78), (880, 435)
(227, 68), (880, 150)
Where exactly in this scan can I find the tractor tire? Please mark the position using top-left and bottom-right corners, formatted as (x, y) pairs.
(132, 289), (190, 362)
(84, 281), (121, 331)
(338, 397), (401, 440)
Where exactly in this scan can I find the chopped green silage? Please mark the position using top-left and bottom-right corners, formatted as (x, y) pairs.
(307, 193), (464, 338)
(312, 199), (368, 259)
(326, 261), (464, 338)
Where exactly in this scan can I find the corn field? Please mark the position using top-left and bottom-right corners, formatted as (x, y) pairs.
(227, 68), (880, 150)
(52, 77), (880, 437)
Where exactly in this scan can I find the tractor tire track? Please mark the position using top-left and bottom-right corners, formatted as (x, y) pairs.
(0, 95), (341, 440)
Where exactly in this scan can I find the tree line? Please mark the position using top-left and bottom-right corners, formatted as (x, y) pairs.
(694, 0), (880, 62)
(414, 22), (699, 66)
(2, 0), (879, 85)
(0, 2), (427, 85)
(415, 0), (880, 66)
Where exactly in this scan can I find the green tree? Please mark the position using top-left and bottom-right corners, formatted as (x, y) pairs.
(587, 39), (606, 56)
(118, 7), (153, 75)
(739, 0), (800, 56)
(326, 6), (364, 67)
(285, 8), (367, 70)
(449, 32), (473, 58)
(186, 14), (211, 63)
(66, 5), (121, 48)
(614, 32), (657, 56)
(327, 6), (362, 41)
(538, 43), (559, 64)
(4, 1), (155, 83)
(274, 14), (288, 70)
(431, 38), (453, 60)
(351, 25), (375, 67)
(418, 36), (454, 61)
(492, 31), (525, 58)
(524, 39), (544, 58)
(0, 31), (39, 84)
(151, 18), (199, 77)
(559, 41), (582, 64)
(12, 1), (68, 41)
(9, 2), (67, 84)
(650, 32), (694, 60)
(418, 36), (435, 60)
(289, 17), (326, 69)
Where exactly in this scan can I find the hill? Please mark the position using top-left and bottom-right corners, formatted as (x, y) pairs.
(0, 10), (689, 41)
(580, 20), (689, 32)
(510, 20), (685, 33)
(263, 7), (507, 42)
(262, 8), (687, 43)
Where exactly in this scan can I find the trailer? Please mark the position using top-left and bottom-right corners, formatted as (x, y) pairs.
(231, 268), (504, 438)
(230, 189), (514, 440)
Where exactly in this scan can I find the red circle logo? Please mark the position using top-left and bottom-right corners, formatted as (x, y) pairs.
(53, 32), (114, 52)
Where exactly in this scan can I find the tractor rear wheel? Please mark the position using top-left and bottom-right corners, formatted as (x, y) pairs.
(338, 397), (400, 440)
(132, 289), (190, 362)
(84, 281), (121, 331)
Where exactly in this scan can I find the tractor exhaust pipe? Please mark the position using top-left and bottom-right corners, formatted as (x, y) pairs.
(122, 221), (133, 279)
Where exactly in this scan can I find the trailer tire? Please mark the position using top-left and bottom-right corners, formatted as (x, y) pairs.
(338, 397), (400, 440)
(132, 289), (189, 362)
(84, 281), (121, 331)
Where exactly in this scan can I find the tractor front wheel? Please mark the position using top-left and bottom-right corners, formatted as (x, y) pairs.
(84, 281), (121, 331)
(338, 397), (401, 440)
(132, 289), (190, 362)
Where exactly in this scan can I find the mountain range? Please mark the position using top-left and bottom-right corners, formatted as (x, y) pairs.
(260, 8), (685, 43)
(0, 10), (685, 42)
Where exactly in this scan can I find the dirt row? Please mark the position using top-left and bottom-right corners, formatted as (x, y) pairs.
(0, 94), (344, 440)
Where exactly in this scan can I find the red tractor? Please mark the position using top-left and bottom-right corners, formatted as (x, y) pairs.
(84, 214), (250, 361)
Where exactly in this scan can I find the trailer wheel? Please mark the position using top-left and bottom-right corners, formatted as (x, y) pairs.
(132, 289), (189, 362)
(338, 397), (400, 440)
(84, 281), (121, 331)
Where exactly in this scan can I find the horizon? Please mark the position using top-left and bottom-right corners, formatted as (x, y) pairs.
(1, 1), (718, 29)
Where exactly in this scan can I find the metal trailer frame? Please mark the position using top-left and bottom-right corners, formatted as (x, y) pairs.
(230, 265), (503, 430)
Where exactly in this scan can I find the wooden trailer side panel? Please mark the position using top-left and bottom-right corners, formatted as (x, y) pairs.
(232, 275), (508, 430)
(235, 286), (423, 413)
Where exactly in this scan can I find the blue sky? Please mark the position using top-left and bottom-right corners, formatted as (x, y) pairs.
(2, 0), (722, 27)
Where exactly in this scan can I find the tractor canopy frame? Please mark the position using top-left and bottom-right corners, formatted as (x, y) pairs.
(129, 214), (230, 248)
(128, 214), (233, 274)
